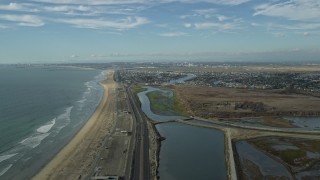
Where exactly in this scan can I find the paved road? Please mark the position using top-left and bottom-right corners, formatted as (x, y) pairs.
(226, 129), (237, 180)
(126, 84), (150, 180)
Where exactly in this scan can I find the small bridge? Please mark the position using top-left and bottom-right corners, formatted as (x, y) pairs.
(153, 118), (194, 125)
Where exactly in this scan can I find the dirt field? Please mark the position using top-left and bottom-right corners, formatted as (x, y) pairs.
(176, 85), (320, 118)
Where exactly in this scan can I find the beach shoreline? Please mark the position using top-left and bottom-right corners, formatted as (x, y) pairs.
(33, 70), (117, 180)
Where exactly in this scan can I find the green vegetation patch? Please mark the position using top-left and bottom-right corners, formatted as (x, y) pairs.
(295, 140), (320, 153)
(132, 85), (147, 94)
(172, 91), (187, 116)
(147, 91), (173, 112)
(310, 141), (320, 152)
(147, 90), (187, 116)
(249, 137), (320, 167)
(258, 117), (297, 128)
(274, 149), (306, 165)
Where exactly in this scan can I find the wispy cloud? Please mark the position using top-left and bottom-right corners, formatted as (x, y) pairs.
(267, 22), (320, 30)
(185, 16), (243, 32)
(193, 8), (216, 18)
(43, 5), (104, 16)
(57, 16), (149, 29)
(0, 1), (250, 31)
(216, 15), (230, 22)
(186, 0), (250, 5)
(180, 8), (217, 19)
(0, 14), (44, 27)
(303, 31), (320, 36)
(0, 2), (143, 15)
(44, 5), (91, 12)
(193, 21), (242, 30)
(0, 3), (24, 11)
(155, 24), (168, 28)
(30, 0), (250, 5)
(158, 32), (187, 37)
(0, 3), (39, 12)
(43, 5), (144, 16)
(70, 54), (79, 58)
(184, 23), (192, 28)
(180, 8), (240, 32)
(272, 32), (286, 38)
(0, 24), (9, 29)
(254, 0), (320, 21)
(30, 0), (146, 5)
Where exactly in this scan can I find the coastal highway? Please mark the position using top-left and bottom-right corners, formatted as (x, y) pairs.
(125, 84), (150, 180)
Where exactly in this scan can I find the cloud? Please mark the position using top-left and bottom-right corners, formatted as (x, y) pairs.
(190, 19), (243, 31)
(0, 14), (44, 27)
(42, 5), (105, 16)
(254, 0), (320, 21)
(250, 22), (261, 27)
(29, 0), (146, 5)
(30, 0), (250, 6)
(70, 54), (79, 58)
(0, 3), (24, 11)
(272, 32), (286, 38)
(155, 24), (168, 28)
(159, 32), (187, 37)
(0, 2), (144, 15)
(193, 8), (216, 18)
(217, 15), (229, 22)
(184, 0), (250, 5)
(184, 23), (192, 28)
(0, 24), (9, 29)
(44, 5), (91, 12)
(180, 8), (217, 19)
(57, 16), (149, 29)
(194, 22), (235, 30)
(303, 31), (320, 36)
(42, 5), (138, 15)
(0, 3), (39, 12)
(268, 23), (320, 30)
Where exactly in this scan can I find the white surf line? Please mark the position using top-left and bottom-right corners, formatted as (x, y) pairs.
(0, 164), (13, 177)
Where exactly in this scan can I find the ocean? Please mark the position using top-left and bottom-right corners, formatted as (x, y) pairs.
(0, 65), (105, 179)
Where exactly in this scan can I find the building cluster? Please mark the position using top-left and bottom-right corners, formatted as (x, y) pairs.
(61, 62), (320, 93)
(117, 69), (185, 85)
(186, 72), (320, 92)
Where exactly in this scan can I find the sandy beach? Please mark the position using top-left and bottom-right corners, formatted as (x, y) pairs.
(33, 70), (117, 180)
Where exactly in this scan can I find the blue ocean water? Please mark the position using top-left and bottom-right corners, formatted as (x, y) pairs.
(0, 65), (105, 179)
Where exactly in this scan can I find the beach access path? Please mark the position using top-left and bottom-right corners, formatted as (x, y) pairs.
(33, 71), (118, 180)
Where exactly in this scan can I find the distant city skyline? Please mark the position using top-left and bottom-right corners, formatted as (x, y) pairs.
(0, 0), (319, 63)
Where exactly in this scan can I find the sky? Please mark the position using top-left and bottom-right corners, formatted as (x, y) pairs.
(0, 0), (319, 63)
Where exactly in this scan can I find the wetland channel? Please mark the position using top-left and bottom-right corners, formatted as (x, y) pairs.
(137, 86), (227, 179)
(136, 74), (320, 179)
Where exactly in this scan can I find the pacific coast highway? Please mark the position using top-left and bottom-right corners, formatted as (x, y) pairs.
(125, 84), (150, 180)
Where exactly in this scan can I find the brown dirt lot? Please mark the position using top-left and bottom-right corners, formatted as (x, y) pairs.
(176, 85), (320, 118)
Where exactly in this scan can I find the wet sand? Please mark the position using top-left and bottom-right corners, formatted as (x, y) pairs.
(33, 71), (117, 180)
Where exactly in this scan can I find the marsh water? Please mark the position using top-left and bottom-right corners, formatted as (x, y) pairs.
(235, 140), (293, 179)
(223, 117), (320, 131)
(137, 86), (227, 179)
